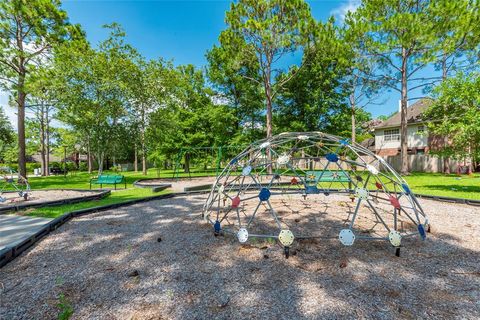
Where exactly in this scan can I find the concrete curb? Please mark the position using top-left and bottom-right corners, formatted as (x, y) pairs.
(0, 189), (111, 214)
(132, 179), (172, 192)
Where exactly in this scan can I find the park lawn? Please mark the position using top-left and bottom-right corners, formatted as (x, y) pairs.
(25, 169), (217, 190)
(16, 169), (480, 219)
(23, 187), (170, 219)
(403, 172), (480, 200)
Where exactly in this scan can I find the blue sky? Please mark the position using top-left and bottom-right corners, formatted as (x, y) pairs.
(2, 0), (425, 126)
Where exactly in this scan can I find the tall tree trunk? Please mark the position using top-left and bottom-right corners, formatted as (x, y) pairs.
(141, 127), (147, 175)
(40, 105), (46, 176)
(441, 53), (450, 174)
(17, 73), (27, 179)
(350, 93), (356, 143)
(400, 48), (409, 175)
(45, 107), (50, 176)
(97, 150), (104, 174)
(184, 152), (190, 173)
(87, 140), (92, 174)
(134, 144), (138, 172)
(265, 87), (273, 139)
(264, 69), (273, 174)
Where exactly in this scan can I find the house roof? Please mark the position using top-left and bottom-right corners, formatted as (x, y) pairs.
(375, 99), (432, 129)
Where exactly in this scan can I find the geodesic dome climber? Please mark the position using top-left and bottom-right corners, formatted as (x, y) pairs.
(0, 167), (31, 203)
(202, 132), (429, 258)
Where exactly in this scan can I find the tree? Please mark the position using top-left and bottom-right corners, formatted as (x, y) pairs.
(275, 20), (349, 133)
(26, 68), (57, 176)
(206, 42), (264, 144)
(0, 0), (76, 178)
(218, 0), (315, 138)
(423, 72), (480, 173)
(427, 0), (480, 173)
(52, 24), (134, 173)
(127, 57), (173, 175)
(0, 106), (14, 161)
(347, 0), (438, 174)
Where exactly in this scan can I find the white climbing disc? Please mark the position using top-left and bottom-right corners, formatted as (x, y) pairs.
(366, 164), (379, 175)
(389, 230), (402, 247)
(242, 165), (252, 176)
(217, 185), (225, 194)
(259, 142), (270, 149)
(277, 154), (290, 165)
(297, 135), (309, 140)
(278, 229), (294, 246)
(339, 229), (355, 246)
(237, 228), (249, 243)
(355, 188), (369, 200)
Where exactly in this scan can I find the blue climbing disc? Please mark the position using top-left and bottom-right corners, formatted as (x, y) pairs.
(306, 186), (320, 194)
(229, 158), (238, 165)
(418, 224), (426, 240)
(258, 188), (271, 201)
(402, 183), (411, 194)
(339, 139), (349, 146)
(325, 153), (339, 162)
(214, 220), (221, 233)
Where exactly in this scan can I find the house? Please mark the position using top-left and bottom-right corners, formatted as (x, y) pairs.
(374, 99), (432, 157)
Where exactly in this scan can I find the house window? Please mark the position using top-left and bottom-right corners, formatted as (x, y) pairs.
(417, 125), (425, 134)
(384, 129), (400, 142)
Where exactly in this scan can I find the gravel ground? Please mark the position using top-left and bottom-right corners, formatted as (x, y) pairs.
(0, 190), (104, 209)
(0, 194), (479, 319)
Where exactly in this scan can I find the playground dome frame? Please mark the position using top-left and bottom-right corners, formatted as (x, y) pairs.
(202, 132), (429, 258)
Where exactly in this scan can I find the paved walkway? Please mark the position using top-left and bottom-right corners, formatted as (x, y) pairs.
(0, 215), (52, 251)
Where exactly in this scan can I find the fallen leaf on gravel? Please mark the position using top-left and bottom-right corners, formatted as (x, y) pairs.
(127, 270), (139, 277)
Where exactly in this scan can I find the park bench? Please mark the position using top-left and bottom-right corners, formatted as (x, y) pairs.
(90, 174), (127, 190)
(305, 170), (351, 183)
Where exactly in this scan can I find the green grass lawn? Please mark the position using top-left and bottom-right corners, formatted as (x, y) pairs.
(14, 169), (220, 219)
(24, 188), (169, 219)
(8, 169), (480, 219)
(403, 172), (480, 200)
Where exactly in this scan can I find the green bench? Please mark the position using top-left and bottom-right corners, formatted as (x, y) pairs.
(90, 174), (126, 190)
(305, 170), (350, 183)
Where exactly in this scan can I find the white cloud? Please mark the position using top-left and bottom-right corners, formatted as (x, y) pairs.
(330, 0), (361, 23)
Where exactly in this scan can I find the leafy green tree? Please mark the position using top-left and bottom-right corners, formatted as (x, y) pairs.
(275, 20), (349, 133)
(429, 0), (480, 80)
(427, 0), (480, 173)
(127, 57), (174, 174)
(217, 0), (315, 138)
(147, 64), (237, 172)
(206, 38), (264, 143)
(0, 106), (14, 161)
(52, 24), (134, 173)
(423, 73), (480, 173)
(347, 0), (438, 174)
(0, 0), (78, 178)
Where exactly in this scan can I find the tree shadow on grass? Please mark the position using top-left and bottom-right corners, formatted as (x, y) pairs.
(0, 194), (479, 319)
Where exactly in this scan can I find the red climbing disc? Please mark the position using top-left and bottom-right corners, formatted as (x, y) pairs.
(291, 177), (298, 185)
(389, 196), (401, 209)
(232, 196), (241, 208)
(375, 182), (383, 189)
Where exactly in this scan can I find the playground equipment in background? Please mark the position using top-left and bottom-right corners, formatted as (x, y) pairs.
(0, 167), (31, 203)
(202, 132), (429, 258)
(172, 146), (246, 179)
